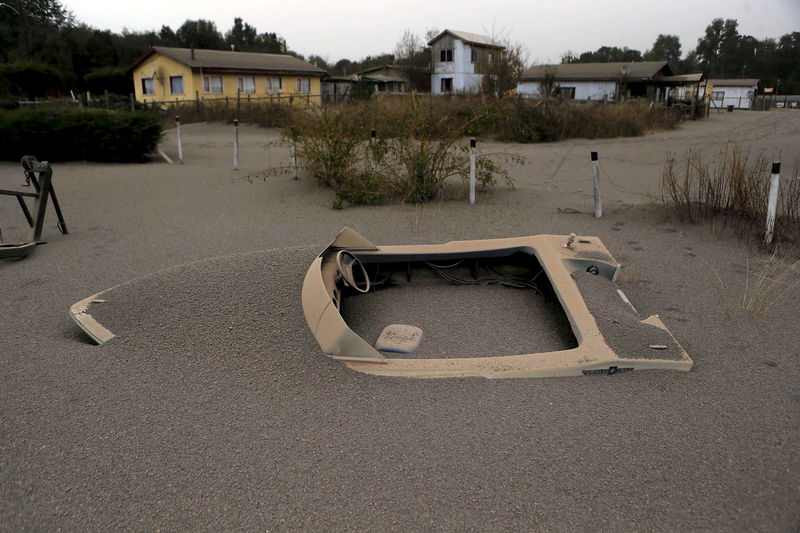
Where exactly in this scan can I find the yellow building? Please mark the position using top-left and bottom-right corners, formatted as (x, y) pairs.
(129, 46), (327, 106)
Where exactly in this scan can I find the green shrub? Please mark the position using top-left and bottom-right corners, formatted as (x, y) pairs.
(0, 107), (163, 162)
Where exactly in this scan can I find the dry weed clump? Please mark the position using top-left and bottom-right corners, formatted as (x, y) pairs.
(661, 146), (800, 244)
(491, 99), (680, 143)
(256, 95), (521, 208)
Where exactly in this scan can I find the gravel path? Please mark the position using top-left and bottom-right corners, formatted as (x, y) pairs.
(1, 110), (798, 531)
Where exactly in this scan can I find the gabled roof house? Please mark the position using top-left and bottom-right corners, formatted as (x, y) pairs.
(428, 29), (504, 95)
(129, 46), (327, 105)
(517, 61), (674, 100)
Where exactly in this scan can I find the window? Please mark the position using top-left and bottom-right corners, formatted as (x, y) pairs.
(296, 78), (310, 93)
(560, 87), (576, 99)
(267, 77), (282, 93)
(203, 76), (223, 94)
(470, 49), (478, 63)
(169, 75), (184, 95)
(440, 77), (453, 93)
(237, 76), (256, 94)
(440, 49), (453, 62)
(711, 90), (725, 101)
(488, 52), (493, 65)
(141, 77), (154, 95)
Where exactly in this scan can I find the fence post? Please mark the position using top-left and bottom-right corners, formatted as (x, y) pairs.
(469, 138), (477, 205)
(764, 161), (781, 245)
(176, 116), (184, 164)
(591, 151), (602, 218)
(104, 89), (109, 109)
(233, 119), (239, 171)
(291, 139), (298, 180)
(369, 129), (376, 172)
(130, 93), (135, 112)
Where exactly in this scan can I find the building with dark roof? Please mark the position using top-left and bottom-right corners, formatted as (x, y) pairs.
(517, 61), (684, 101)
(129, 47), (327, 105)
(707, 79), (759, 109)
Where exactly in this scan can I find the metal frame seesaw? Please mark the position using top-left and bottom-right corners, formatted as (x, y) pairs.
(0, 156), (68, 259)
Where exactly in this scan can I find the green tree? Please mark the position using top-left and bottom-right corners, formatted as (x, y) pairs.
(0, 61), (62, 98)
(644, 34), (682, 64)
(0, 0), (74, 60)
(158, 25), (178, 46)
(576, 46), (643, 63)
(175, 19), (224, 49)
(84, 66), (130, 94)
(695, 18), (740, 76)
(225, 17), (257, 51)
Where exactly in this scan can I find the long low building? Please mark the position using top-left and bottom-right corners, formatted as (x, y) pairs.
(707, 79), (759, 109)
(518, 61), (676, 101)
(129, 47), (327, 106)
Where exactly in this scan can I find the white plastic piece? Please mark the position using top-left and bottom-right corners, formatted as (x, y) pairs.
(375, 324), (423, 354)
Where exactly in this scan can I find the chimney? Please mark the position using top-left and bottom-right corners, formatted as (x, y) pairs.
(190, 47), (195, 60)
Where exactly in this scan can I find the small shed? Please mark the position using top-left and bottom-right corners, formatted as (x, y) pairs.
(356, 65), (410, 93)
(706, 79), (759, 109)
(321, 76), (351, 104)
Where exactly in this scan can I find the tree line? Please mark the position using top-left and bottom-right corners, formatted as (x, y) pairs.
(563, 20), (799, 93)
(1, 0), (798, 100)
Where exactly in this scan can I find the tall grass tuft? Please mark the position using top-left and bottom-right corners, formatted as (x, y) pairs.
(742, 253), (800, 315)
(661, 146), (800, 245)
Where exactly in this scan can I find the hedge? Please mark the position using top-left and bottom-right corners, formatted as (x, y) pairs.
(0, 107), (162, 162)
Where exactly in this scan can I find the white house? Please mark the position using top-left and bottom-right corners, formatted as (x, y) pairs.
(707, 79), (759, 109)
(517, 61), (674, 101)
(428, 29), (504, 95)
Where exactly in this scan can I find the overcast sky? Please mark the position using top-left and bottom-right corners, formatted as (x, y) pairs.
(62, 0), (800, 64)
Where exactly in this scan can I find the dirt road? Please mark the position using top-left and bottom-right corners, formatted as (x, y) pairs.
(1, 110), (798, 531)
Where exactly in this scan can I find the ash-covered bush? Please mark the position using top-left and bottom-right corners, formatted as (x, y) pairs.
(0, 107), (162, 162)
(254, 96), (519, 208)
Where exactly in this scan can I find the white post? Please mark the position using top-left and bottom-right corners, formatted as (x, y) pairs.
(591, 151), (602, 218)
(368, 129), (376, 172)
(233, 119), (239, 170)
(764, 161), (781, 245)
(469, 138), (477, 205)
(291, 140), (298, 180)
(175, 116), (184, 164)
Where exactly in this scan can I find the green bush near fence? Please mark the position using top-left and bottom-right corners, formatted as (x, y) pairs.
(0, 107), (162, 162)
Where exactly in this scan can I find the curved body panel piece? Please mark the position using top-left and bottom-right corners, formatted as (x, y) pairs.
(301, 228), (693, 379)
